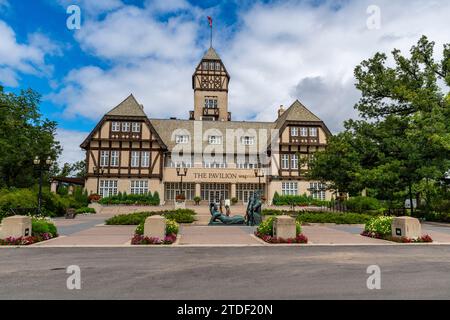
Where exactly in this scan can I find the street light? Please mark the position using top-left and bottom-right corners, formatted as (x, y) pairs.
(254, 168), (265, 193)
(33, 156), (53, 213)
(176, 167), (188, 198)
(93, 166), (105, 195)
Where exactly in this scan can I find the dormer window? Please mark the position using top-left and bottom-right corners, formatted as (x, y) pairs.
(202, 62), (208, 70)
(241, 136), (255, 145)
(208, 135), (222, 145)
(111, 122), (120, 132)
(175, 135), (189, 144)
(309, 127), (318, 137)
(122, 122), (130, 132)
(300, 127), (308, 137)
(131, 122), (141, 133)
(291, 127), (298, 136)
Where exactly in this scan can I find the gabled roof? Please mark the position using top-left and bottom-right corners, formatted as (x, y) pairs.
(275, 100), (322, 128)
(202, 47), (221, 60)
(106, 94), (147, 117)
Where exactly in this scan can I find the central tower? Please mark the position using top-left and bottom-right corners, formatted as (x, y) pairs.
(190, 47), (231, 121)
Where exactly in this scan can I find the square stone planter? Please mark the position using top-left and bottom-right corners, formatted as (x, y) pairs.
(174, 200), (186, 209)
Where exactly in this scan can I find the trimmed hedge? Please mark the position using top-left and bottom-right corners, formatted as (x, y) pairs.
(99, 191), (160, 205)
(272, 192), (329, 207)
(75, 207), (96, 214)
(105, 209), (196, 225)
(344, 196), (381, 213)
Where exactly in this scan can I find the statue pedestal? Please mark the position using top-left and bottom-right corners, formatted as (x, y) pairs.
(144, 215), (166, 240)
(273, 215), (296, 239)
(392, 216), (421, 239)
(0, 215), (32, 238)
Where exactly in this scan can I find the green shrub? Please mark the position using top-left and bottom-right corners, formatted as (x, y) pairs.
(257, 216), (301, 236)
(297, 212), (373, 224)
(272, 192), (329, 207)
(75, 207), (96, 214)
(99, 191), (160, 205)
(105, 209), (196, 225)
(345, 196), (381, 213)
(0, 188), (37, 213)
(262, 209), (294, 216)
(32, 218), (58, 237)
(364, 216), (394, 236)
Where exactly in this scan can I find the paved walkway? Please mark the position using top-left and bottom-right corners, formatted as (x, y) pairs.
(26, 205), (450, 246)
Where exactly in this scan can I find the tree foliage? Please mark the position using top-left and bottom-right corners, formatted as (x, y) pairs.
(307, 36), (450, 209)
(0, 89), (61, 188)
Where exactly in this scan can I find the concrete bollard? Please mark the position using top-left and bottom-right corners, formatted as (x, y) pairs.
(392, 216), (421, 239)
(144, 215), (166, 240)
(273, 215), (296, 239)
(0, 216), (32, 238)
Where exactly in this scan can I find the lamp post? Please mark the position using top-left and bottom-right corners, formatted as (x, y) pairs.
(33, 156), (53, 213)
(93, 166), (105, 195)
(176, 167), (188, 198)
(254, 168), (265, 193)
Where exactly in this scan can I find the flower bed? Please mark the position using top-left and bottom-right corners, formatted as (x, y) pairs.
(361, 216), (433, 243)
(131, 219), (179, 245)
(0, 218), (58, 246)
(255, 216), (308, 244)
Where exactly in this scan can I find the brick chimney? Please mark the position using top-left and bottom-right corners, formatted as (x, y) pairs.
(277, 105), (285, 118)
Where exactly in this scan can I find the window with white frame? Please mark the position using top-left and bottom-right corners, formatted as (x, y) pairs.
(310, 182), (326, 200)
(282, 182), (298, 196)
(122, 122), (130, 132)
(204, 97), (218, 109)
(141, 151), (150, 167)
(165, 182), (195, 200)
(130, 180), (148, 195)
(203, 161), (227, 168)
(240, 136), (255, 145)
(99, 180), (117, 197)
(175, 135), (189, 144)
(100, 151), (109, 166)
(208, 135), (222, 144)
(291, 127), (298, 136)
(132, 122), (141, 133)
(131, 151), (140, 167)
(111, 122), (120, 132)
(110, 151), (119, 167)
(291, 154), (298, 169)
(281, 154), (289, 169)
(300, 127), (308, 137)
(309, 127), (318, 137)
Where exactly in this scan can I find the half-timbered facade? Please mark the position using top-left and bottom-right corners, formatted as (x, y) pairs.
(81, 46), (333, 203)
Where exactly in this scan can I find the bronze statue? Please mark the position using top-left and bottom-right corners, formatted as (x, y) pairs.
(208, 203), (245, 225)
(246, 190), (262, 226)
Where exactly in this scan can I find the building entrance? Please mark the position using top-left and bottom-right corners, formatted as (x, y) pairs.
(201, 183), (229, 203)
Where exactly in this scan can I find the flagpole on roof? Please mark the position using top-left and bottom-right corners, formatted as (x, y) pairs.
(208, 16), (213, 48)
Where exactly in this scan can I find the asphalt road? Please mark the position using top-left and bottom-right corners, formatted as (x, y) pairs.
(1, 246), (450, 299)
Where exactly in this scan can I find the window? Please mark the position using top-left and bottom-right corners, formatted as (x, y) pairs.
(208, 135), (222, 144)
(291, 127), (298, 136)
(204, 98), (218, 109)
(281, 154), (289, 169)
(122, 122), (130, 132)
(309, 127), (318, 137)
(131, 180), (148, 195)
(209, 62), (215, 70)
(241, 136), (255, 145)
(175, 135), (189, 144)
(141, 151), (150, 167)
(132, 122), (141, 133)
(310, 182), (326, 200)
(110, 151), (119, 167)
(111, 122), (120, 132)
(202, 62), (208, 70)
(215, 62), (221, 70)
(99, 180), (117, 197)
(100, 151), (109, 166)
(165, 182), (195, 200)
(291, 154), (298, 169)
(131, 151), (140, 167)
(300, 127), (308, 137)
(282, 182), (298, 196)
(203, 161), (227, 168)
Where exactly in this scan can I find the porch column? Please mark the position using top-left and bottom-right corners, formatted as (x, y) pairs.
(68, 185), (74, 195)
(195, 183), (201, 198)
(230, 183), (236, 200)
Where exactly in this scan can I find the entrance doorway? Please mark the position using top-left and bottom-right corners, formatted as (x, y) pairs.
(237, 183), (263, 205)
(201, 183), (229, 203)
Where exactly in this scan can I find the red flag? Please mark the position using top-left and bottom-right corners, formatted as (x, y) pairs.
(207, 16), (212, 27)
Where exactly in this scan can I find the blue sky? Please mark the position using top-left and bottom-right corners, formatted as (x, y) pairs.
(1, 0), (449, 164)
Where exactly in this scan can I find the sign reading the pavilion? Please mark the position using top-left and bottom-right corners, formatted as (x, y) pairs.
(193, 172), (254, 180)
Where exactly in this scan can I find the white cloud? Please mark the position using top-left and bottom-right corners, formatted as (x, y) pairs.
(0, 20), (60, 87)
(51, 0), (450, 133)
(56, 128), (88, 165)
(57, 0), (123, 16)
